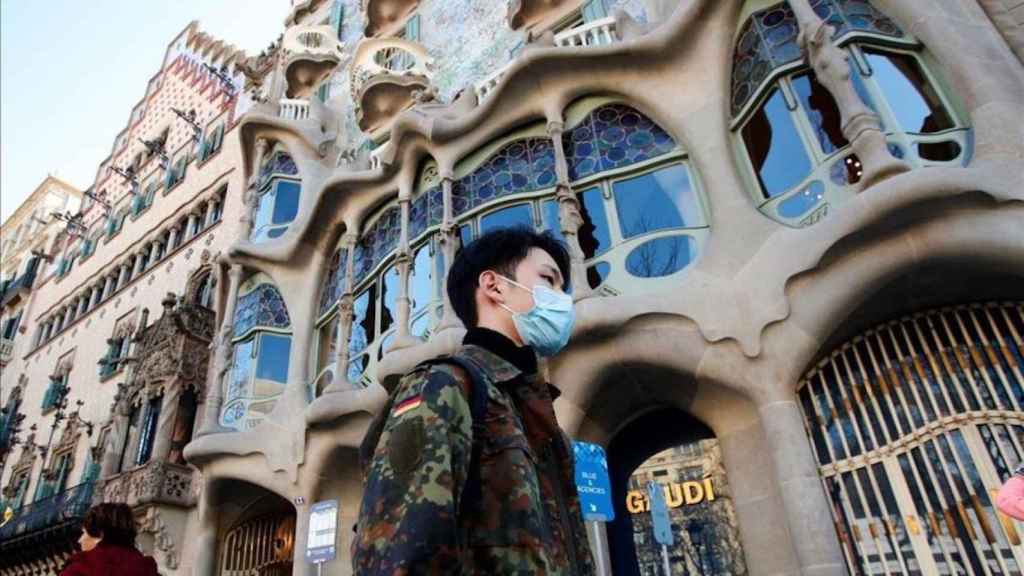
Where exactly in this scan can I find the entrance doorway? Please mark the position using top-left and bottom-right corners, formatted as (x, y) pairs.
(799, 302), (1024, 575)
(220, 497), (296, 576)
(607, 408), (747, 575)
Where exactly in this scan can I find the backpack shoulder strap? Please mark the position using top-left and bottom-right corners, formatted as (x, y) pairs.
(422, 353), (491, 518)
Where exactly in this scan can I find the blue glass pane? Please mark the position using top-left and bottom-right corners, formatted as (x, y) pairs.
(613, 164), (703, 238)
(458, 224), (473, 248)
(427, 186), (444, 226)
(587, 262), (611, 289)
(380, 266), (399, 336)
(272, 181), (301, 224)
(347, 354), (369, 384)
(267, 227), (287, 239)
(479, 203), (533, 235)
(349, 285), (376, 356)
(253, 194), (273, 238)
(742, 88), (813, 199)
(777, 181), (826, 219)
(625, 236), (696, 278)
(792, 72), (848, 154)
(255, 334), (291, 385)
(579, 187), (610, 258)
(864, 49), (953, 134)
(227, 339), (255, 400)
(411, 244), (432, 314)
(234, 283), (291, 335)
(411, 313), (430, 338)
(354, 206), (401, 285)
(541, 200), (565, 243)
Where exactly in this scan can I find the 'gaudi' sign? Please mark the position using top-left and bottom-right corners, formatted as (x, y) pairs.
(626, 479), (715, 513)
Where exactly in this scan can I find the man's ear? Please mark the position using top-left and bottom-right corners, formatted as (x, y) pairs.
(478, 270), (504, 305)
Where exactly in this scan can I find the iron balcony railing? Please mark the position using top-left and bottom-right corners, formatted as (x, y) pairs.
(0, 481), (94, 542)
(0, 266), (38, 308)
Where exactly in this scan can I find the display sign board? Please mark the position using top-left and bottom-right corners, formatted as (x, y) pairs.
(305, 499), (339, 563)
(573, 441), (615, 522)
(647, 481), (674, 546)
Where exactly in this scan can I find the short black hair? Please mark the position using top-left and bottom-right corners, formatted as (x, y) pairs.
(447, 226), (571, 328)
(82, 502), (137, 547)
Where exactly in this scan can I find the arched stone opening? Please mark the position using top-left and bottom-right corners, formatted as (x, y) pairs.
(209, 478), (298, 576)
(792, 260), (1024, 575)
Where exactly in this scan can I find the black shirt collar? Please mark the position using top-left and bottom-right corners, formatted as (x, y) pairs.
(463, 327), (538, 376)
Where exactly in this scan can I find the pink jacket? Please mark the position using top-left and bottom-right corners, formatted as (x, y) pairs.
(995, 475), (1024, 521)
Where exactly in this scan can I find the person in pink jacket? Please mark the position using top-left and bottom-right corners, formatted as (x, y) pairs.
(995, 464), (1024, 521)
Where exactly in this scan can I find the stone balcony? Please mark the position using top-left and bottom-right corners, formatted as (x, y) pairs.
(281, 24), (344, 99)
(351, 37), (433, 137)
(363, 0), (420, 37)
(99, 461), (196, 509)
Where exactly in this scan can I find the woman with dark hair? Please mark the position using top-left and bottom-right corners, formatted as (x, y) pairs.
(60, 503), (159, 576)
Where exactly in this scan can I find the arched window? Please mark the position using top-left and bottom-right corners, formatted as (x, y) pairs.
(220, 275), (292, 431)
(251, 150), (301, 242)
(732, 0), (969, 227)
(190, 271), (217, 309)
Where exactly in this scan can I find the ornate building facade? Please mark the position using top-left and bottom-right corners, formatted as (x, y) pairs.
(2, 0), (1023, 575)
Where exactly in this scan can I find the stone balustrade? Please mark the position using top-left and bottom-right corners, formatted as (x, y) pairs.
(554, 16), (619, 47)
(279, 98), (311, 120)
(100, 460), (196, 508)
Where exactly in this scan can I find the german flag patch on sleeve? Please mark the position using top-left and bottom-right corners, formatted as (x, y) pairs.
(393, 394), (423, 417)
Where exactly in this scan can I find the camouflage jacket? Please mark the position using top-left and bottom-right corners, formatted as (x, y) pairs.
(352, 343), (597, 575)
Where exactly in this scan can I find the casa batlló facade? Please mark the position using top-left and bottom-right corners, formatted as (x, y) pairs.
(1, 0), (1023, 575)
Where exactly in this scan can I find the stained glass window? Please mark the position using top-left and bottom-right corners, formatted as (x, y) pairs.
(259, 151), (298, 185)
(353, 206), (401, 286)
(410, 186), (442, 240)
(453, 138), (557, 216)
(233, 283), (292, 336)
(564, 104), (677, 181)
(731, 0), (905, 117)
(318, 247), (347, 316)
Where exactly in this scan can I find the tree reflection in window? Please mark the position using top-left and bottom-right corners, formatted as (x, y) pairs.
(792, 71), (848, 154)
(613, 164), (704, 238)
(742, 88), (813, 199)
(863, 49), (953, 135)
(625, 236), (697, 278)
(480, 203), (533, 235)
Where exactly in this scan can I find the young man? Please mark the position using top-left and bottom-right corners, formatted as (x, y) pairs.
(352, 227), (597, 574)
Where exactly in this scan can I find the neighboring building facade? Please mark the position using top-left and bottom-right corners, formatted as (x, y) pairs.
(0, 177), (82, 374)
(0, 21), (247, 575)
(3, 0), (1024, 575)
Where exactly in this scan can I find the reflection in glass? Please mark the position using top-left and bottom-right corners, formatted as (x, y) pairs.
(273, 181), (300, 224)
(380, 266), (398, 336)
(777, 181), (825, 219)
(541, 200), (564, 244)
(255, 334), (291, 385)
(316, 315), (339, 376)
(864, 49), (953, 134)
(411, 245), (432, 316)
(587, 262), (611, 289)
(349, 287), (375, 356)
(479, 203), (533, 235)
(624, 236), (696, 278)
(915, 140), (961, 162)
(742, 88), (813, 199)
(614, 164), (703, 238)
(228, 339), (255, 401)
(348, 354), (369, 385)
(579, 187), (611, 258)
(792, 71), (848, 154)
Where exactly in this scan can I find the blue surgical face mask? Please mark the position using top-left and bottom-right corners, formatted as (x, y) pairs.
(496, 275), (575, 357)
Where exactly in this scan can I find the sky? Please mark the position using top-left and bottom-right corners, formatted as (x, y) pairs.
(0, 0), (291, 224)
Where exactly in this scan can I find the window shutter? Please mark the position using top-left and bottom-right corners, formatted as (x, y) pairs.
(405, 14), (420, 41)
(582, 0), (608, 22)
(330, 0), (344, 40)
